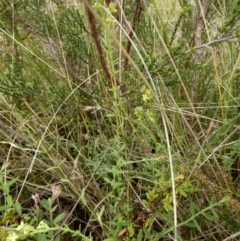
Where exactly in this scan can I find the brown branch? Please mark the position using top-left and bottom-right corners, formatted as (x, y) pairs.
(83, 1), (113, 84)
(189, 0), (212, 126)
(123, 0), (148, 72)
(194, 0), (212, 61)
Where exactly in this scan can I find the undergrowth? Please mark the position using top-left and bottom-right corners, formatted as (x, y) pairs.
(0, 0), (240, 241)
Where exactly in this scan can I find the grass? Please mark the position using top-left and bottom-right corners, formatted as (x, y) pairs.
(0, 0), (240, 240)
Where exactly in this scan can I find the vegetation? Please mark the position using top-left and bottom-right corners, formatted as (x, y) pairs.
(0, 0), (240, 240)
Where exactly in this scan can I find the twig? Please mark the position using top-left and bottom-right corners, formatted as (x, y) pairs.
(83, 1), (112, 84)
(196, 35), (236, 49)
(157, 35), (237, 71)
(0, 141), (41, 153)
(123, 0), (148, 72)
(190, 0), (212, 126)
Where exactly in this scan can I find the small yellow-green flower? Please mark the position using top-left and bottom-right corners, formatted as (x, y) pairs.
(141, 86), (152, 102)
(106, 17), (116, 27)
(6, 232), (19, 241)
(134, 106), (143, 120)
(16, 221), (35, 238)
(146, 110), (156, 123)
(37, 221), (50, 230)
(109, 2), (117, 14)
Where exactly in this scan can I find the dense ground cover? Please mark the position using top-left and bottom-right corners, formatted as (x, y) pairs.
(0, 0), (240, 240)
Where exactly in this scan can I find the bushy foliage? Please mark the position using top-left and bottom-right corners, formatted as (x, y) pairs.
(0, 0), (240, 240)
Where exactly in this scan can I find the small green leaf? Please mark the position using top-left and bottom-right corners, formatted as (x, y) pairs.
(51, 204), (58, 212)
(146, 192), (150, 200)
(185, 220), (196, 228)
(190, 201), (196, 216)
(40, 233), (48, 241)
(42, 199), (51, 211)
(54, 212), (66, 224)
(143, 227), (152, 239)
(128, 224), (135, 237)
(112, 181), (122, 189)
(210, 195), (217, 205)
(193, 219), (201, 232)
(7, 178), (18, 189)
(137, 228), (143, 241)
(98, 205), (105, 218)
(3, 178), (18, 194)
(202, 212), (215, 221)
(177, 187), (187, 197)
(55, 234), (61, 241)
(0, 204), (11, 211)
(15, 201), (22, 214)
(104, 177), (111, 184)
(7, 195), (13, 206)
(211, 208), (219, 220)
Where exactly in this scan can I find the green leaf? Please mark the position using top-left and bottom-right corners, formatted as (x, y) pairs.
(104, 177), (112, 184)
(185, 220), (196, 228)
(51, 204), (58, 213)
(137, 228), (143, 241)
(98, 205), (105, 218)
(42, 199), (51, 211)
(143, 200), (149, 207)
(112, 181), (123, 189)
(7, 178), (18, 189)
(177, 186), (187, 197)
(128, 225), (135, 237)
(7, 195), (13, 206)
(160, 212), (173, 223)
(40, 233), (48, 241)
(211, 208), (219, 220)
(15, 201), (22, 214)
(143, 227), (152, 239)
(0, 205), (11, 211)
(210, 196), (217, 205)
(55, 234), (61, 241)
(193, 219), (201, 232)
(3, 178), (18, 194)
(190, 201), (196, 216)
(54, 212), (66, 224)
(202, 211), (216, 221)
(146, 192), (150, 200)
